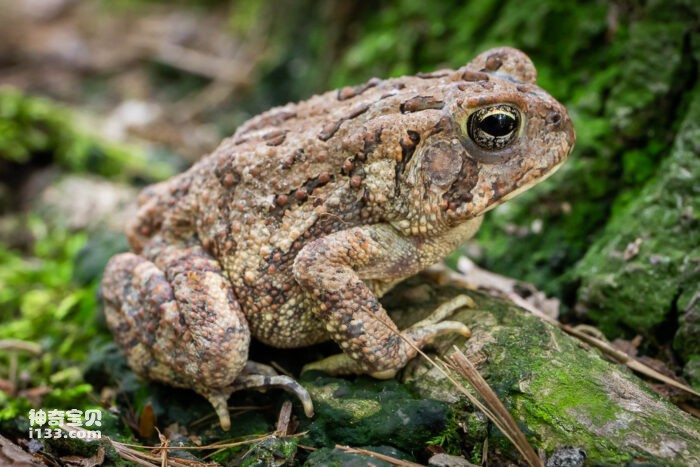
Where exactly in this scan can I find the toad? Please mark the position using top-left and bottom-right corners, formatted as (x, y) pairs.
(102, 47), (575, 429)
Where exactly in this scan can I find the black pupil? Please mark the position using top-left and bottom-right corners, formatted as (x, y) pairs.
(480, 113), (516, 137)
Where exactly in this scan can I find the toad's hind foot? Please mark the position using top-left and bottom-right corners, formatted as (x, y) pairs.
(232, 374), (315, 418)
(204, 374), (315, 430)
(204, 388), (235, 431)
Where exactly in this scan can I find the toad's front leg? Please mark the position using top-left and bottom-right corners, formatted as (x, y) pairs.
(293, 224), (470, 378)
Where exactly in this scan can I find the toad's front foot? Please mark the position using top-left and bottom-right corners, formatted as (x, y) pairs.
(302, 319), (470, 378)
(302, 295), (472, 378)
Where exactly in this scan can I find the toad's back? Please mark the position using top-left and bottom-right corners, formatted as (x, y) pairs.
(125, 67), (490, 345)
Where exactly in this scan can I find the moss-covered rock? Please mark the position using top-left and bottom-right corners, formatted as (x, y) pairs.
(684, 355), (700, 391)
(573, 66), (700, 338)
(239, 436), (299, 466)
(675, 284), (700, 362)
(304, 446), (402, 467)
(470, 0), (697, 300)
(300, 374), (447, 457)
(383, 279), (700, 465)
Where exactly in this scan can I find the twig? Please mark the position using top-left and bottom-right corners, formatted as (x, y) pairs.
(0, 339), (42, 395)
(559, 324), (700, 398)
(127, 34), (254, 86)
(440, 261), (700, 399)
(189, 405), (262, 428)
(274, 400), (293, 437)
(335, 445), (425, 467)
(0, 339), (42, 354)
(61, 424), (306, 466)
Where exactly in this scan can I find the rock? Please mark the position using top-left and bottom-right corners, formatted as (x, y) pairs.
(300, 374), (448, 455)
(428, 452), (478, 466)
(683, 356), (700, 391)
(26, 172), (136, 283)
(674, 285), (700, 362)
(83, 275), (700, 464)
(463, 1), (697, 302)
(573, 73), (700, 338)
(545, 446), (586, 467)
(28, 172), (137, 234)
(305, 446), (410, 466)
(382, 279), (700, 465)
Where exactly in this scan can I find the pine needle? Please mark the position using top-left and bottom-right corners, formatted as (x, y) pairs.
(446, 347), (543, 467)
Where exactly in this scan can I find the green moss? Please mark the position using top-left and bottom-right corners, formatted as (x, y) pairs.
(464, 300), (639, 462)
(301, 375), (448, 455)
(238, 437), (299, 467)
(0, 87), (181, 447)
(427, 408), (464, 456)
(683, 355), (700, 391)
(0, 220), (97, 358)
(573, 75), (700, 337)
(389, 283), (700, 464)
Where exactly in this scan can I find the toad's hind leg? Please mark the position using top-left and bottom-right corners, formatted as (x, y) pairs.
(101, 245), (251, 430)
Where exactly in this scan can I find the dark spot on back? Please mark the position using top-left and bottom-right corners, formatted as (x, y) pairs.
(444, 156), (479, 208)
(318, 104), (370, 141)
(400, 96), (445, 113)
(263, 129), (287, 146)
(395, 130), (421, 196)
(337, 77), (381, 101)
(517, 84), (539, 95)
(318, 120), (343, 141)
(427, 116), (452, 137)
(270, 173), (334, 218)
(281, 148), (305, 169)
(484, 54), (503, 71)
(214, 158), (241, 188)
(347, 103), (371, 119)
(416, 71), (450, 79)
(362, 128), (383, 156)
(242, 109), (296, 132)
(461, 70), (490, 82)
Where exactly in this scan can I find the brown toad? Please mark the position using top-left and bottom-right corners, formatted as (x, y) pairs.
(102, 47), (574, 429)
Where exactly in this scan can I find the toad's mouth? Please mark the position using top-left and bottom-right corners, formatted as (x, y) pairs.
(481, 158), (567, 214)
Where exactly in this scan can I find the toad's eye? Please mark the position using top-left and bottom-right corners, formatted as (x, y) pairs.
(467, 104), (521, 150)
